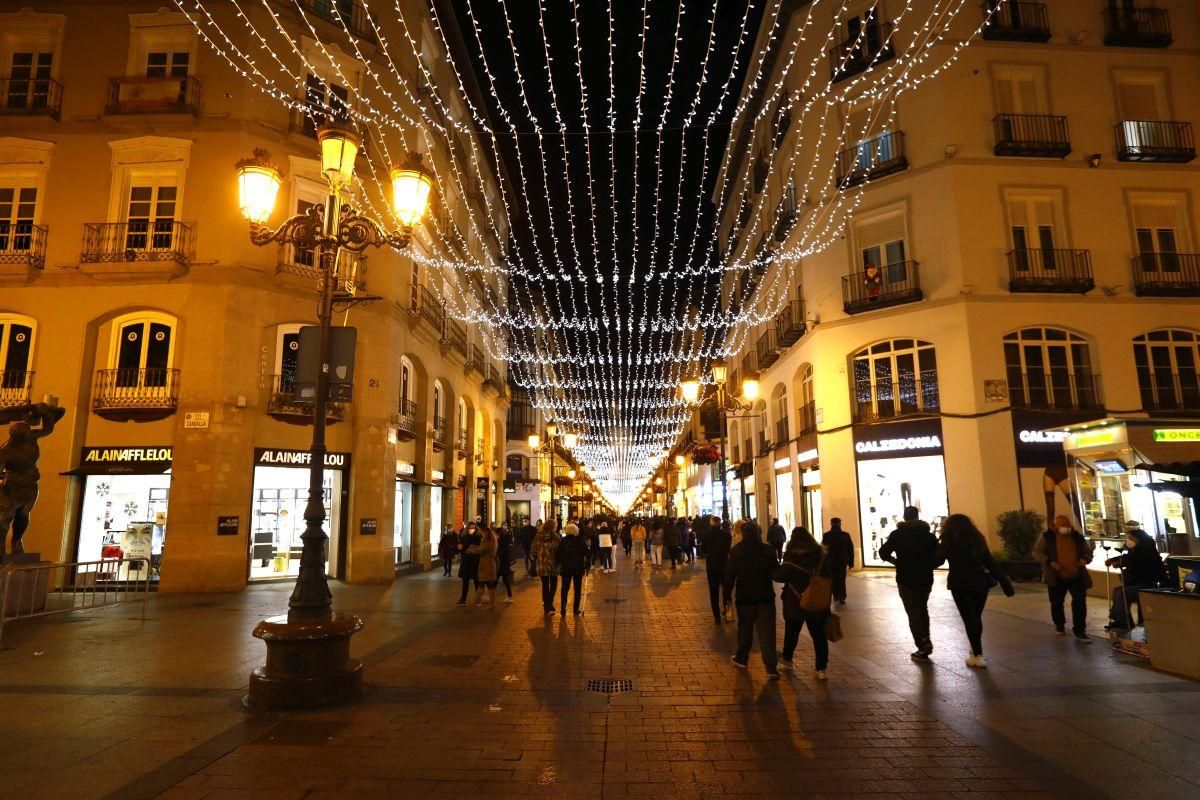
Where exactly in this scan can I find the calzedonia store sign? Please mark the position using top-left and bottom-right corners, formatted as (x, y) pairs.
(852, 418), (944, 461)
(75, 446), (173, 474)
(254, 448), (351, 470)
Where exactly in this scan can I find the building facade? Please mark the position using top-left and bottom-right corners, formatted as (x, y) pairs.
(0, 1), (512, 590)
(667, 0), (1200, 561)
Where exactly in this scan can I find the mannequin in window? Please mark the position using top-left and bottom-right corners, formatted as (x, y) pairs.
(0, 402), (66, 555)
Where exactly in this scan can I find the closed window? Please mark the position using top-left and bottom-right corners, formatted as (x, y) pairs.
(1131, 196), (1190, 273)
(1133, 329), (1200, 411)
(114, 318), (174, 388)
(1003, 327), (1098, 410)
(851, 339), (938, 421)
(6, 51), (52, 110)
(0, 316), (34, 391)
(145, 50), (189, 78)
(0, 185), (36, 254)
(125, 180), (178, 251)
(276, 326), (302, 393)
(1006, 190), (1066, 271)
(854, 210), (909, 285)
(303, 73), (349, 133)
(994, 64), (1048, 115)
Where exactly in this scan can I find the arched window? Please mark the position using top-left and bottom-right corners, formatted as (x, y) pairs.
(432, 380), (446, 439)
(796, 363), (815, 435)
(0, 314), (36, 405)
(1004, 327), (1099, 410)
(1134, 329), (1200, 412)
(399, 356), (414, 411)
(457, 398), (468, 447)
(772, 383), (790, 444)
(506, 453), (528, 481)
(851, 339), (938, 422)
(110, 312), (176, 388)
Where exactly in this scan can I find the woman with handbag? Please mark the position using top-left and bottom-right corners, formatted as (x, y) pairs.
(774, 527), (832, 680)
(936, 514), (1015, 669)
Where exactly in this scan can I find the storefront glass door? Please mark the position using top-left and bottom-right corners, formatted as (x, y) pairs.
(775, 472), (795, 532)
(78, 473), (170, 582)
(250, 466), (341, 580)
(429, 486), (443, 557)
(394, 480), (413, 565)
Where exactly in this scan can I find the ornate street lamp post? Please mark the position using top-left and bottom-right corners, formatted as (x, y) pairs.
(235, 122), (434, 709)
(679, 364), (759, 522)
(528, 422), (579, 528)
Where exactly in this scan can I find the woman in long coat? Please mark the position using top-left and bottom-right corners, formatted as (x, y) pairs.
(475, 525), (499, 608)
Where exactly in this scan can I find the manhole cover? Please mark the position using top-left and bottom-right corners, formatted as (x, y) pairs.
(251, 720), (349, 746)
(586, 679), (634, 694)
(420, 654), (479, 668)
(603, 599), (627, 605)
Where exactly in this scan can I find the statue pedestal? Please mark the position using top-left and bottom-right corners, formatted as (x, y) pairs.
(247, 611), (363, 710)
(2, 552), (42, 566)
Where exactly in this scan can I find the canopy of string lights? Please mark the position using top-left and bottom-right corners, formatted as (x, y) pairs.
(177, 0), (1001, 513)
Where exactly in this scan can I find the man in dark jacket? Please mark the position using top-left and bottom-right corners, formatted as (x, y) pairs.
(664, 518), (683, 569)
(556, 523), (590, 616)
(878, 506), (938, 660)
(766, 518), (787, 563)
(822, 518), (855, 605)
(1105, 522), (1163, 629)
(723, 521), (780, 677)
(518, 521), (537, 575)
(704, 518), (733, 623)
(1035, 514), (1094, 641)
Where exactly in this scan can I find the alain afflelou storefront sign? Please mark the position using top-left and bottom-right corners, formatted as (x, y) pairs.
(253, 448), (351, 470)
(69, 446), (173, 475)
(851, 417), (944, 461)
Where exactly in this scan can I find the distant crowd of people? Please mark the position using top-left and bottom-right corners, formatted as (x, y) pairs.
(433, 505), (1169, 677)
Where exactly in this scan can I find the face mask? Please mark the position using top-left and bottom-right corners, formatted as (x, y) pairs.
(1057, 526), (1071, 534)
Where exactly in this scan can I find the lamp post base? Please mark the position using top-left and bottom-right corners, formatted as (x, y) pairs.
(248, 611), (364, 710)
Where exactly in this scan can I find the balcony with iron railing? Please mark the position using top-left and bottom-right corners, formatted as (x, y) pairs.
(409, 284), (445, 333)
(1137, 372), (1200, 415)
(796, 401), (817, 437)
(1007, 371), (1103, 412)
(484, 364), (503, 393)
(465, 342), (485, 375)
(0, 222), (48, 271)
(0, 76), (62, 120)
(455, 428), (469, 459)
(81, 221), (195, 265)
(1115, 120), (1195, 163)
(441, 319), (467, 358)
(842, 261), (922, 314)
(475, 437), (486, 465)
(296, 0), (378, 43)
(1007, 248), (1094, 293)
(432, 415), (448, 451)
(277, 245), (364, 299)
(266, 373), (347, 423)
(774, 418), (790, 445)
(395, 398), (418, 441)
(507, 398), (536, 442)
(993, 114), (1071, 158)
(829, 22), (895, 84)
(774, 298), (806, 348)
(106, 75), (200, 115)
(835, 131), (907, 189)
(1131, 252), (1200, 296)
(981, 1), (1051, 42)
(852, 371), (940, 423)
(0, 371), (34, 408)
(756, 328), (780, 369)
(1103, 5), (1171, 48)
(92, 368), (180, 421)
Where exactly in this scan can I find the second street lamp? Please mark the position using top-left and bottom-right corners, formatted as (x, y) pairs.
(678, 364), (759, 523)
(235, 121), (434, 710)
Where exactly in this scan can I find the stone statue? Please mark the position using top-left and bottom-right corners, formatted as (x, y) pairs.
(0, 402), (65, 555)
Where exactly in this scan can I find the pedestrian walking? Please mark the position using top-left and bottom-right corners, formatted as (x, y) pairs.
(650, 519), (665, 567)
(723, 521), (780, 677)
(456, 521), (482, 606)
(1035, 514), (1095, 641)
(557, 522), (590, 616)
(936, 514), (1014, 668)
(620, 520), (633, 556)
(878, 506), (939, 660)
(681, 518), (695, 564)
(705, 518), (733, 623)
(474, 525), (499, 608)
(438, 525), (458, 577)
(496, 525), (516, 602)
(766, 518), (787, 563)
(664, 518), (682, 569)
(533, 519), (561, 615)
(775, 527), (831, 679)
(597, 524), (614, 572)
(631, 520), (647, 568)
(1104, 522), (1165, 629)
(519, 520), (537, 576)
(822, 518), (854, 605)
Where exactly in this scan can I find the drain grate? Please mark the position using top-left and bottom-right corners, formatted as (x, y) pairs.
(420, 653), (479, 668)
(603, 598), (627, 605)
(586, 678), (634, 694)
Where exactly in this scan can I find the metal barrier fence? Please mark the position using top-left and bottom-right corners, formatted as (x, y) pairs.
(0, 558), (151, 647)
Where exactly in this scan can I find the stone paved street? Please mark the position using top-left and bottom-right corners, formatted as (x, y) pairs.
(1, 553), (1198, 800)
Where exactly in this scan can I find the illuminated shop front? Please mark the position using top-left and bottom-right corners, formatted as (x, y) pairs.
(773, 456), (796, 532)
(249, 448), (350, 581)
(394, 460), (415, 567)
(1059, 418), (1200, 554)
(1011, 410), (1096, 525)
(854, 418), (949, 566)
(71, 446), (172, 583)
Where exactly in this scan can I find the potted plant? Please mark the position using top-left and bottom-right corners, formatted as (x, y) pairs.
(994, 509), (1044, 581)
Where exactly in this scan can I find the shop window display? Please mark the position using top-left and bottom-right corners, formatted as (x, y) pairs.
(250, 466), (341, 579)
(78, 474), (170, 582)
(858, 455), (949, 565)
(393, 480), (413, 565)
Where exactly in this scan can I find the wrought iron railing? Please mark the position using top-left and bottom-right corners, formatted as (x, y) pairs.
(1137, 371), (1200, 413)
(756, 328), (779, 369)
(981, 1), (1051, 41)
(266, 373), (346, 419)
(92, 368), (180, 412)
(0, 371), (33, 407)
(0, 222), (47, 269)
(852, 370), (940, 423)
(1007, 370), (1103, 411)
(1115, 120), (1196, 163)
(455, 428), (469, 457)
(842, 261), (922, 313)
(484, 364), (503, 391)
(774, 298), (806, 347)
(106, 75), (200, 115)
(442, 319), (467, 357)
(465, 343), (485, 374)
(829, 21), (895, 83)
(297, 0), (378, 43)
(774, 418), (789, 445)
(1103, 5), (1171, 47)
(993, 113), (1071, 157)
(1007, 248), (1094, 293)
(396, 398), (418, 438)
(277, 246), (363, 295)
(1131, 253), (1200, 296)
(81, 221), (195, 264)
(432, 414), (448, 446)
(409, 284), (445, 332)
(796, 400), (817, 436)
(835, 131), (907, 188)
(0, 76), (63, 119)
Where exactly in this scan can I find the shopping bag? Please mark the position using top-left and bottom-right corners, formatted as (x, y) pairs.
(799, 555), (833, 613)
(825, 612), (844, 643)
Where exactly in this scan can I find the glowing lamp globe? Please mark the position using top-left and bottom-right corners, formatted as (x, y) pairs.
(680, 379), (700, 404)
(742, 375), (760, 401)
(674, 455), (685, 467)
(711, 363), (728, 385)
(391, 152), (434, 227)
(563, 432), (578, 449)
(527, 433), (540, 449)
(235, 149), (281, 224)
(317, 123), (360, 188)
